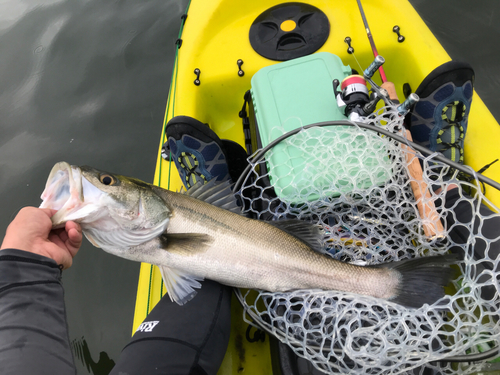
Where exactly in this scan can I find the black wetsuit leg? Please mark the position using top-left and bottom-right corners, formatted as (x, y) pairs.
(110, 279), (232, 375)
(0, 249), (76, 375)
(443, 189), (500, 301)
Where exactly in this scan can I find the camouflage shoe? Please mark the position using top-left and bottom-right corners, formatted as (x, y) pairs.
(164, 116), (230, 189)
(407, 61), (474, 165)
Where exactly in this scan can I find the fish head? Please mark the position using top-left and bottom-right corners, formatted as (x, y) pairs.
(40, 161), (171, 252)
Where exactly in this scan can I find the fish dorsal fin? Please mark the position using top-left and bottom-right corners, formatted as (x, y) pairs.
(159, 265), (204, 305)
(185, 180), (242, 214)
(268, 220), (324, 253)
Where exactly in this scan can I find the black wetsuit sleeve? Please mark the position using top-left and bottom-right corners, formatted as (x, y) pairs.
(0, 249), (76, 375)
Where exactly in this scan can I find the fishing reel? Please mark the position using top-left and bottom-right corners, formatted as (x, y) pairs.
(334, 55), (419, 120)
(333, 74), (382, 120)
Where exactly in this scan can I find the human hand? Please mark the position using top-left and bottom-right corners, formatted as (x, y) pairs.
(0, 207), (82, 269)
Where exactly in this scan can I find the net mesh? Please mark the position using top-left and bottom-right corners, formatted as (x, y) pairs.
(234, 106), (500, 374)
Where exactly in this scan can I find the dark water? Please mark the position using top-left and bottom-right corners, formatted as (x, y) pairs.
(0, 0), (498, 374)
(0, 0), (188, 373)
(411, 0), (500, 121)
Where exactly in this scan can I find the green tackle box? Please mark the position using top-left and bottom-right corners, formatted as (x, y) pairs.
(247, 52), (392, 204)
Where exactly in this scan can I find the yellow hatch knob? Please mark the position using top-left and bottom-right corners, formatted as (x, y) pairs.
(280, 20), (296, 32)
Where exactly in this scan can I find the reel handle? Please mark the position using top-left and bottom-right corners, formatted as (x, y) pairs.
(332, 79), (341, 97)
(363, 56), (385, 79)
(397, 93), (420, 115)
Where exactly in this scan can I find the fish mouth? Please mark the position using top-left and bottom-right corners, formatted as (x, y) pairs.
(40, 161), (93, 227)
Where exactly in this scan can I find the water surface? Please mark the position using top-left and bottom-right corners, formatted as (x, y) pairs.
(0, 0), (187, 372)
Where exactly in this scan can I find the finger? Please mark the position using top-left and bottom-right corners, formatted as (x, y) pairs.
(38, 207), (59, 218)
(49, 225), (76, 249)
(65, 221), (82, 254)
(57, 228), (69, 243)
(65, 220), (82, 235)
(67, 228), (82, 249)
(48, 231), (67, 250)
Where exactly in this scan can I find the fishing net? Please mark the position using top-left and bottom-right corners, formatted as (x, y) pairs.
(234, 106), (500, 374)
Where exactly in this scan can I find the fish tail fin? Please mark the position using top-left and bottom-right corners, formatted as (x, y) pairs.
(380, 255), (457, 308)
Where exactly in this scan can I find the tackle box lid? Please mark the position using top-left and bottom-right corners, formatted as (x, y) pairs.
(251, 52), (350, 137)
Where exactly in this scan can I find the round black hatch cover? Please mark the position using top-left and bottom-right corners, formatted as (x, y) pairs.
(249, 2), (330, 61)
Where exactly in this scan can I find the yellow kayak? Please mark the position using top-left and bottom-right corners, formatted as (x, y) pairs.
(133, 0), (500, 373)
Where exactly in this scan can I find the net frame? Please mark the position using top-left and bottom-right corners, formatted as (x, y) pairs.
(233, 107), (500, 374)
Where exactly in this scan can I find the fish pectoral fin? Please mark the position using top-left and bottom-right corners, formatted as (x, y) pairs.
(161, 233), (213, 255)
(159, 266), (203, 305)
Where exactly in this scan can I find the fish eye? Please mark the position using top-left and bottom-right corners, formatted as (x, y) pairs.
(99, 174), (116, 186)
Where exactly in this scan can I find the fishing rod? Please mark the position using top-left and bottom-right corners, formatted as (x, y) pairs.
(356, 0), (387, 83)
(355, 0), (445, 239)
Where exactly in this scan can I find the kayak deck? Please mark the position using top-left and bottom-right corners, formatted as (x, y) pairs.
(134, 0), (500, 373)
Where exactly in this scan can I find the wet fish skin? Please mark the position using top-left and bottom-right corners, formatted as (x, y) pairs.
(150, 185), (396, 293)
(40, 162), (454, 307)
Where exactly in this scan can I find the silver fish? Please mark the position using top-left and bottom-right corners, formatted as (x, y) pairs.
(40, 161), (454, 306)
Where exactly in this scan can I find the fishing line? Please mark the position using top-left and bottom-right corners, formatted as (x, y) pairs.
(351, 51), (364, 75)
(146, 265), (154, 314)
(149, 0), (193, 313)
(158, 0), (191, 188)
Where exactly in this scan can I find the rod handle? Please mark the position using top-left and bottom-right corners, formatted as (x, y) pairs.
(380, 81), (398, 102)
(381, 82), (445, 239)
(401, 129), (446, 239)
